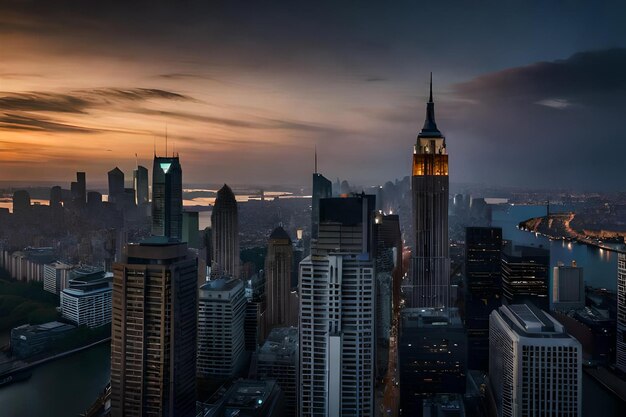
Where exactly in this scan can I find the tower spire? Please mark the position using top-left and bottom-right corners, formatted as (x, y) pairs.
(314, 145), (318, 174)
(419, 72), (440, 135)
(429, 72), (433, 103)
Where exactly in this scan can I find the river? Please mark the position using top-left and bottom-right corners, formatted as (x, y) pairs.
(0, 204), (622, 416)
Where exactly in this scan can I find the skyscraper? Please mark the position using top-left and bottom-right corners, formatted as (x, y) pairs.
(465, 226), (502, 371)
(211, 184), (239, 278)
(108, 167), (124, 204)
(111, 239), (197, 417)
(133, 165), (149, 206)
(151, 156), (183, 240)
(265, 226), (296, 334)
(197, 277), (246, 380)
(12, 190), (30, 216)
(501, 243), (550, 310)
(74, 171), (86, 208)
(299, 194), (376, 417)
(617, 253), (626, 373)
(409, 74), (450, 308)
(490, 304), (582, 417)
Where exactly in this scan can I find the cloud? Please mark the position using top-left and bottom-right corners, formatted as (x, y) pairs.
(0, 113), (100, 133)
(453, 48), (626, 106)
(535, 98), (572, 109)
(0, 88), (193, 114)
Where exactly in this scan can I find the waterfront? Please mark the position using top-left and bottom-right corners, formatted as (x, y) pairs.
(0, 343), (111, 417)
(491, 204), (618, 291)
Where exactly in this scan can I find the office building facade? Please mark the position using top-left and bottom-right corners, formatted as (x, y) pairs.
(501, 244), (550, 310)
(111, 240), (197, 417)
(489, 304), (582, 417)
(265, 226), (296, 334)
(552, 261), (585, 312)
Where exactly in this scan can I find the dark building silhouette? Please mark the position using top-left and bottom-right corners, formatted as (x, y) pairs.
(211, 184), (239, 278)
(108, 167), (125, 204)
(265, 227), (296, 335)
(151, 156), (183, 240)
(409, 75), (450, 308)
(87, 191), (103, 211)
(465, 227), (502, 371)
(502, 243), (550, 310)
(12, 190), (31, 216)
(134, 165), (149, 206)
(49, 186), (62, 208)
(311, 169), (332, 241)
(75, 172), (86, 208)
(399, 308), (466, 416)
(111, 239), (197, 417)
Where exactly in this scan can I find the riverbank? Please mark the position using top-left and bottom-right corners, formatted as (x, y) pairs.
(519, 213), (626, 254)
(0, 337), (110, 382)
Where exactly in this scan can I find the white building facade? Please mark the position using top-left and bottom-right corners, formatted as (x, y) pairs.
(489, 304), (582, 417)
(60, 286), (112, 327)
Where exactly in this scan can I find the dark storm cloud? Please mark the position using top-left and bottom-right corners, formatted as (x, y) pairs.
(0, 88), (193, 114)
(454, 48), (626, 106)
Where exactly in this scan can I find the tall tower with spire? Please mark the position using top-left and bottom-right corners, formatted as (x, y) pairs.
(409, 74), (450, 308)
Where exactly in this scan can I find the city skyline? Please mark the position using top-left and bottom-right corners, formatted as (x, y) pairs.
(2, 2), (626, 189)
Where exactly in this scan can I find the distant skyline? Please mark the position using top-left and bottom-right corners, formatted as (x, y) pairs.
(2, 1), (626, 189)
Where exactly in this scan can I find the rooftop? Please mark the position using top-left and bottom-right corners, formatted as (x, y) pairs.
(401, 307), (463, 329)
(258, 327), (297, 362)
(497, 304), (570, 338)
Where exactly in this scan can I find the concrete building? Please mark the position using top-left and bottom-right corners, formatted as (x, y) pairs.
(617, 253), (626, 373)
(43, 261), (73, 295)
(257, 327), (298, 416)
(489, 304), (582, 417)
(12, 189), (31, 216)
(552, 261), (585, 312)
(409, 75), (450, 309)
(60, 268), (112, 328)
(211, 184), (240, 278)
(299, 194), (376, 417)
(399, 308), (467, 416)
(111, 239), (198, 417)
(197, 278), (246, 380)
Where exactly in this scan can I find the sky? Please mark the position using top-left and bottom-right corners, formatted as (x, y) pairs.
(1, 0), (626, 190)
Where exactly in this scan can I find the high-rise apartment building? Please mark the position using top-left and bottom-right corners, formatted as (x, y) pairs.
(265, 226), (297, 334)
(465, 226), (502, 371)
(409, 75), (450, 308)
(489, 304), (582, 417)
(617, 253), (626, 373)
(111, 239), (197, 417)
(501, 244), (550, 309)
(211, 184), (239, 278)
(60, 267), (112, 328)
(197, 277), (246, 379)
(299, 194), (376, 417)
(151, 156), (183, 240)
(552, 261), (584, 312)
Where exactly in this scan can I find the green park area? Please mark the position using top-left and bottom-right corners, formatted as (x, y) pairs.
(0, 268), (60, 333)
